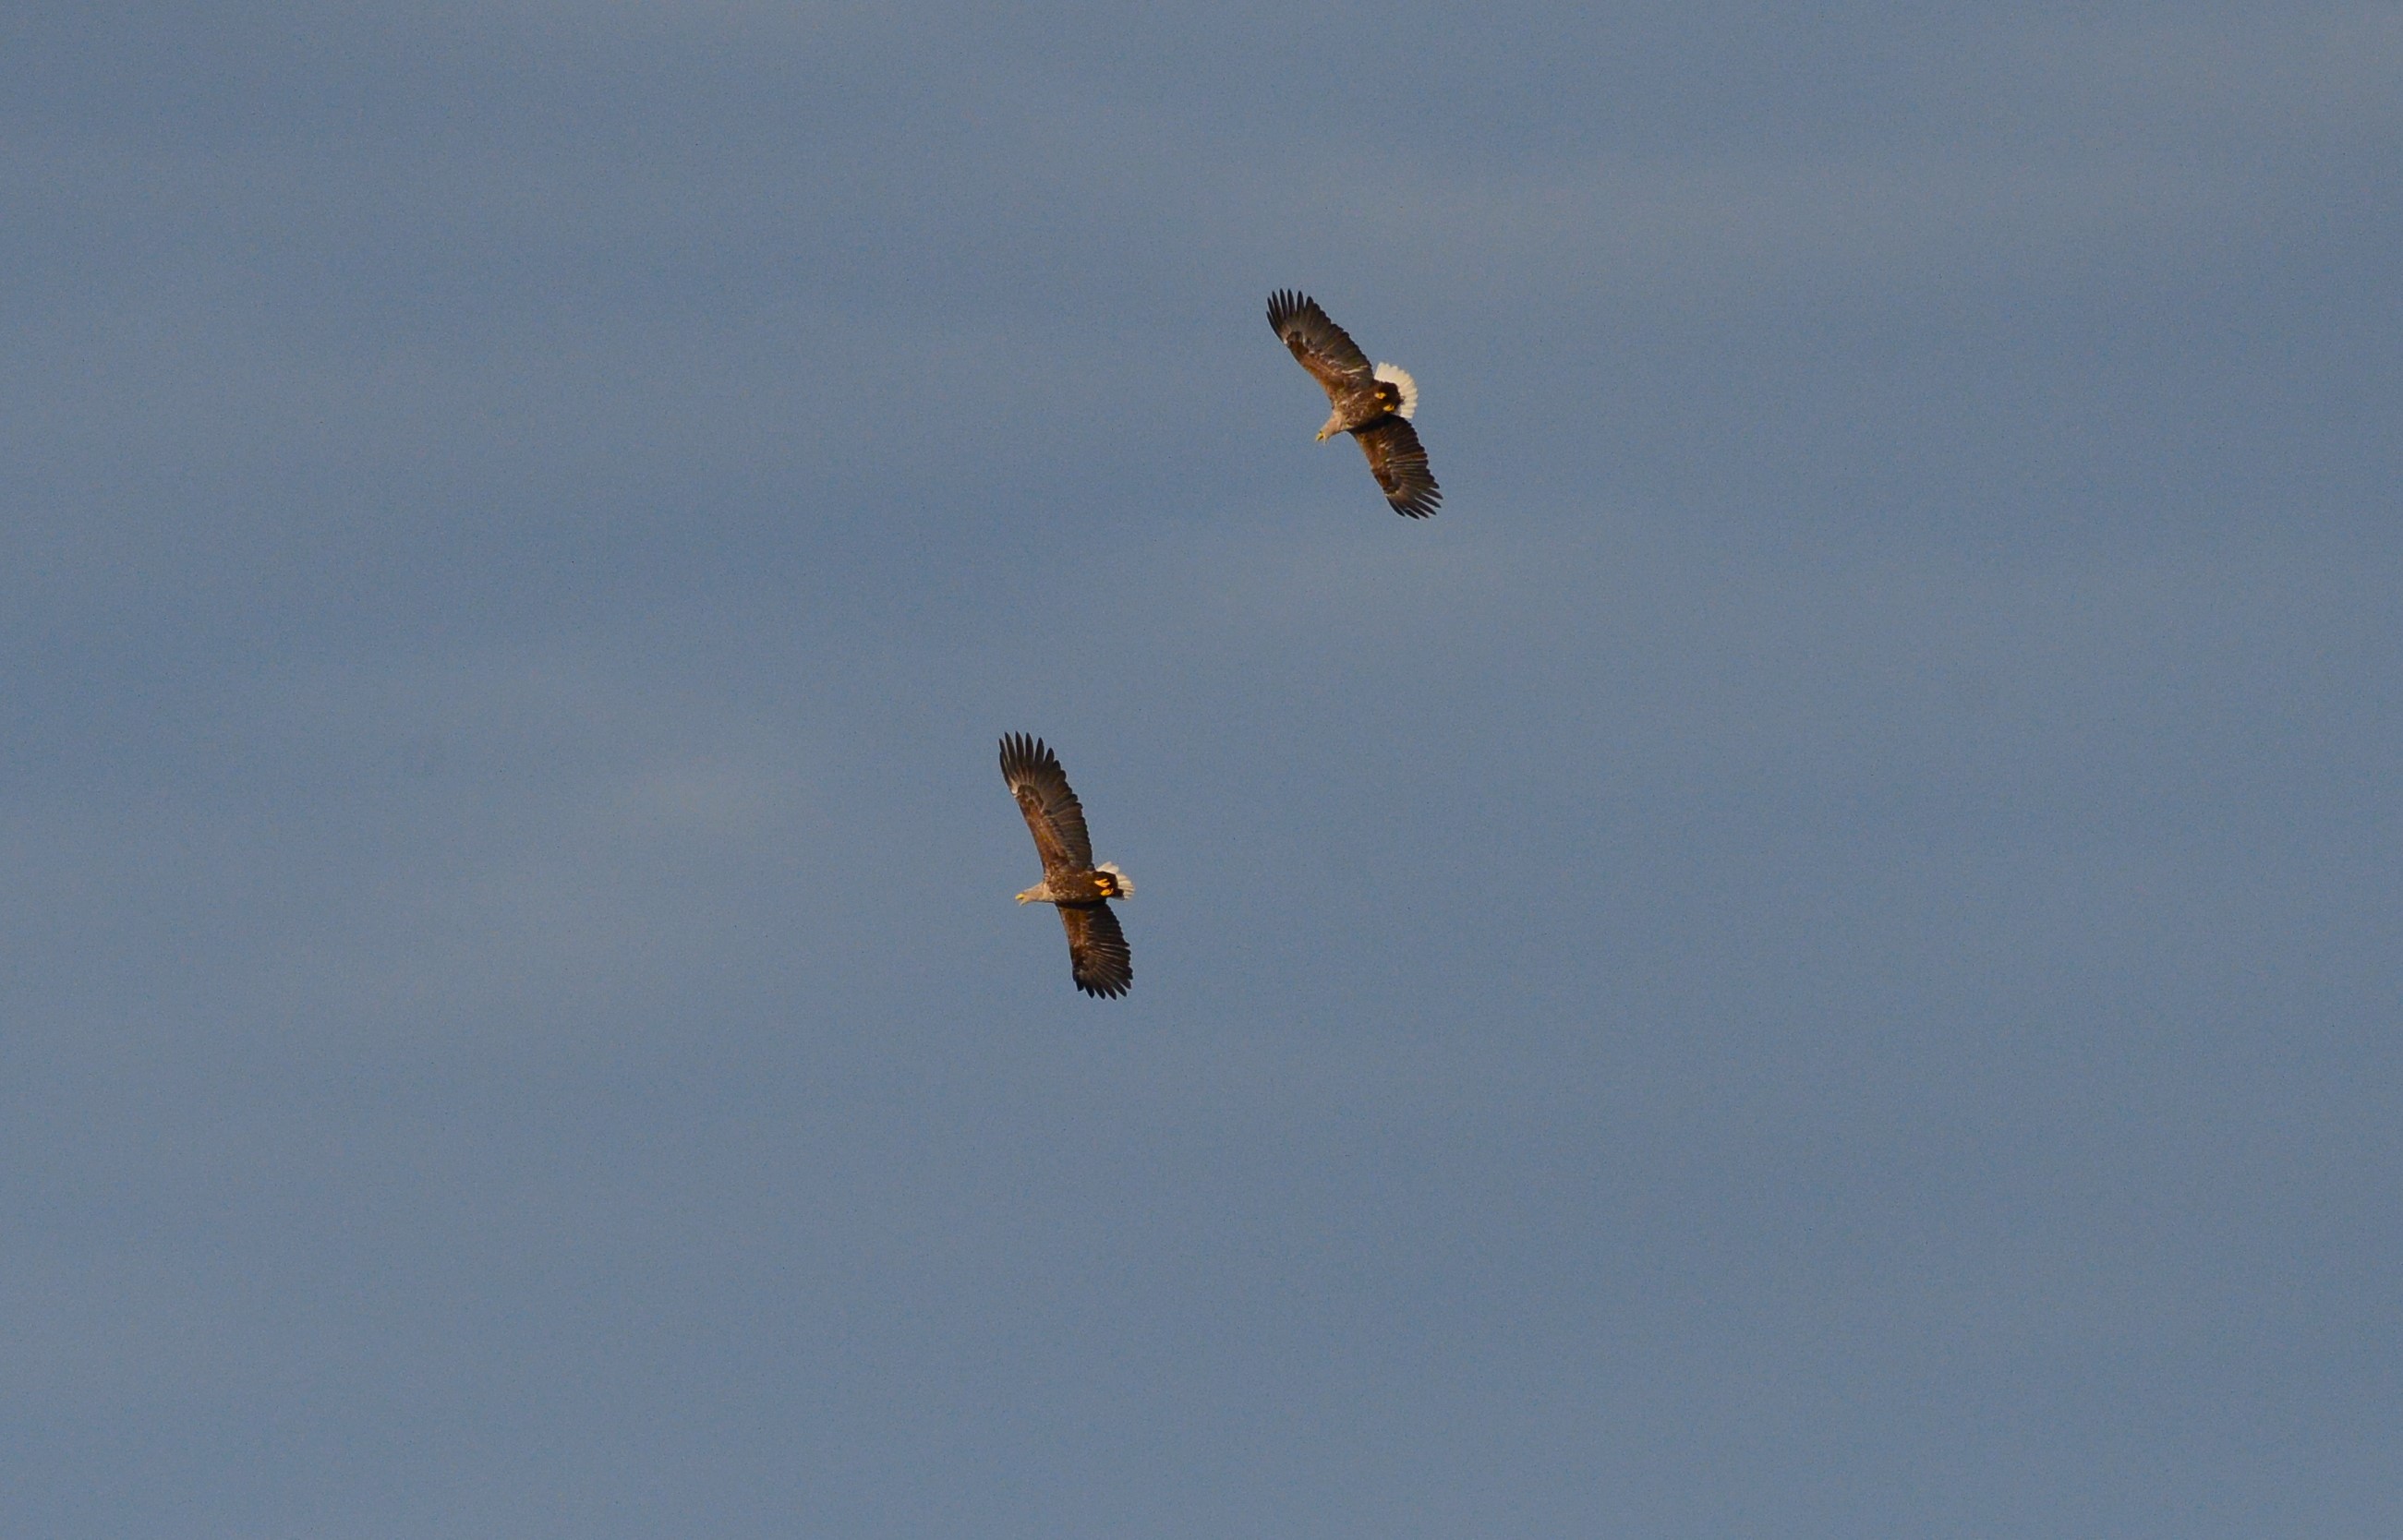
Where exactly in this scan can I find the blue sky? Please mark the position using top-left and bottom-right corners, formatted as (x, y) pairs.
(4, 3), (2399, 1535)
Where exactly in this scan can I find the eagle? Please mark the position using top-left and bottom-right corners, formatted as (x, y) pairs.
(1267, 289), (1441, 518)
(1000, 732), (1133, 998)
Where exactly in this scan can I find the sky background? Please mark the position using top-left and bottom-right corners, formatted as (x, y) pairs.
(4, 2), (2400, 1535)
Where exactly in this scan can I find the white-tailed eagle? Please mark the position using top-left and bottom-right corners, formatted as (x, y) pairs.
(1000, 733), (1133, 999)
(1267, 289), (1441, 518)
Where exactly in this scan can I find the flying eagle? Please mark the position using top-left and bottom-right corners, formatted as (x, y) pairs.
(1000, 733), (1133, 999)
(1267, 289), (1441, 518)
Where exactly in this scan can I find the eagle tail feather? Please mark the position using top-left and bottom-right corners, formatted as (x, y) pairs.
(1373, 363), (1419, 419)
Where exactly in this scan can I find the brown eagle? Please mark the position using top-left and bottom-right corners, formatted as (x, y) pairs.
(1000, 732), (1133, 998)
(1267, 289), (1441, 518)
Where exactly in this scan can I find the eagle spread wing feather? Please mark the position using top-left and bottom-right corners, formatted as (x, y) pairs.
(1354, 416), (1441, 519)
(1268, 289), (1372, 397)
(1000, 733), (1093, 876)
(1058, 903), (1132, 998)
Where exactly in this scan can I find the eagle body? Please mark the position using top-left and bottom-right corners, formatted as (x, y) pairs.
(1015, 867), (1131, 906)
(1267, 289), (1441, 518)
(1312, 375), (1412, 442)
(1000, 733), (1133, 998)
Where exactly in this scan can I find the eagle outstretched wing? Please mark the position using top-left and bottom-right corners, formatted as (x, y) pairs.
(1268, 289), (1372, 399)
(999, 732), (1093, 878)
(1354, 416), (1442, 519)
(1058, 902), (1132, 998)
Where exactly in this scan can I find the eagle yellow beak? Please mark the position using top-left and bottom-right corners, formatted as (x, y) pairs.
(1315, 427), (1333, 441)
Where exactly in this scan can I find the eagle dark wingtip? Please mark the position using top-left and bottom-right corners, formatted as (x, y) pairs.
(998, 731), (1056, 783)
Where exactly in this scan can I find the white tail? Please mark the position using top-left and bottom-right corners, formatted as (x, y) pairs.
(1097, 861), (1134, 897)
(1373, 363), (1419, 419)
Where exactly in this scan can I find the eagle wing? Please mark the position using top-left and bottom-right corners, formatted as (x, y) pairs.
(1268, 289), (1373, 401)
(999, 732), (1093, 879)
(1352, 415), (1442, 518)
(1057, 902), (1132, 998)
